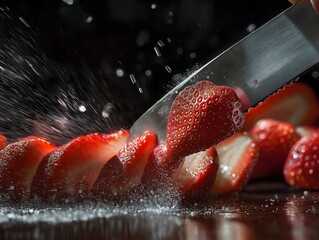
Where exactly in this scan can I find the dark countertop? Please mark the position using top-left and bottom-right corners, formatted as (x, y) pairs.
(1, 182), (319, 240)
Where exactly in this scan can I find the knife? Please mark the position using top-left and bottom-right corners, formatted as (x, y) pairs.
(129, 0), (319, 142)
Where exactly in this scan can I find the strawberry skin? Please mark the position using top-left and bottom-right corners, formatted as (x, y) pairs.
(166, 80), (244, 158)
(174, 146), (218, 201)
(243, 82), (319, 130)
(31, 130), (129, 200)
(0, 132), (8, 150)
(92, 131), (158, 198)
(284, 134), (319, 189)
(212, 132), (259, 195)
(0, 137), (56, 200)
(249, 119), (300, 180)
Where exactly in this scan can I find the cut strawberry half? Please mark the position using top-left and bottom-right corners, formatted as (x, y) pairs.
(174, 146), (218, 201)
(243, 82), (319, 130)
(211, 132), (259, 195)
(0, 137), (56, 200)
(284, 133), (319, 189)
(249, 119), (300, 180)
(166, 80), (244, 159)
(92, 131), (158, 198)
(31, 130), (129, 200)
(0, 132), (8, 150)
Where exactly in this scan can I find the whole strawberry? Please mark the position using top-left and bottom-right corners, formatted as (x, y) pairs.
(284, 133), (319, 189)
(249, 119), (300, 180)
(166, 80), (244, 159)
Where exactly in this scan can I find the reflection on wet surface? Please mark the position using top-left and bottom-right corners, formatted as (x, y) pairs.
(0, 182), (319, 240)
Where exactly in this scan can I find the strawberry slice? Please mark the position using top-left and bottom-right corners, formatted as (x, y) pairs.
(249, 119), (300, 180)
(283, 133), (319, 189)
(174, 146), (218, 201)
(243, 82), (319, 130)
(0, 137), (56, 200)
(0, 132), (8, 150)
(211, 132), (259, 195)
(91, 131), (157, 198)
(31, 130), (129, 200)
(141, 144), (183, 185)
(166, 80), (244, 159)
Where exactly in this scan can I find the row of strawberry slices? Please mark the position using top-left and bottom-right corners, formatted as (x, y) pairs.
(0, 80), (245, 202)
(0, 80), (318, 202)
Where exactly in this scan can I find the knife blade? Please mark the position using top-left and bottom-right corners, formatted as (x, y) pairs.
(129, 0), (319, 142)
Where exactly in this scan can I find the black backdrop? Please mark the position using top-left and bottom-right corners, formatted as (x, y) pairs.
(0, 0), (293, 144)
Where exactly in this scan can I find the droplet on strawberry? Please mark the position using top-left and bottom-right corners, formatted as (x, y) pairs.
(92, 131), (158, 198)
(212, 132), (258, 195)
(166, 80), (244, 159)
(174, 146), (218, 201)
(284, 133), (319, 190)
(296, 126), (319, 138)
(249, 119), (300, 180)
(31, 130), (129, 200)
(0, 137), (56, 200)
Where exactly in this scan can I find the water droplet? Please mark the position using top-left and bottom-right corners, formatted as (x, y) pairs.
(151, 3), (157, 9)
(9, 186), (14, 191)
(78, 105), (86, 112)
(85, 16), (93, 23)
(102, 103), (113, 118)
(130, 74), (136, 84)
(154, 46), (162, 57)
(19, 17), (30, 27)
(177, 48), (183, 55)
(157, 40), (165, 47)
(165, 65), (172, 73)
(145, 70), (152, 76)
(312, 71), (319, 78)
(168, 11), (173, 17)
(190, 52), (197, 59)
(62, 0), (74, 5)
(116, 68), (124, 77)
(246, 23), (256, 33)
(167, 37), (172, 43)
(138, 87), (143, 93)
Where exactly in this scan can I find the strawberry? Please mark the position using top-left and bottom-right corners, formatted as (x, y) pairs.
(283, 133), (319, 189)
(296, 126), (319, 138)
(91, 131), (157, 198)
(243, 82), (319, 130)
(166, 80), (244, 159)
(174, 146), (218, 201)
(31, 130), (129, 200)
(0, 137), (56, 200)
(0, 132), (8, 150)
(211, 132), (259, 195)
(141, 144), (183, 185)
(249, 119), (300, 180)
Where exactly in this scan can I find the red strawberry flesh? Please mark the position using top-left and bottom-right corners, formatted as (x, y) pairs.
(31, 130), (129, 200)
(166, 80), (244, 159)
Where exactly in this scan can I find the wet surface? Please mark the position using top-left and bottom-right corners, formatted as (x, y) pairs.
(0, 182), (319, 240)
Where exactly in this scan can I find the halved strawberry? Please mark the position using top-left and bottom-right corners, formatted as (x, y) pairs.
(174, 146), (218, 201)
(284, 133), (319, 189)
(166, 80), (244, 159)
(211, 132), (259, 195)
(91, 131), (157, 198)
(243, 82), (319, 130)
(31, 130), (129, 200)
(0, 132), (8, 150)
(0, 137), (56, 200)
(296, 126), (319, 138)
(249, 119), (300, 180)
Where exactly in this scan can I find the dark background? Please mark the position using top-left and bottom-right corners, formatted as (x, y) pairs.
(0, 0), (292, 144)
